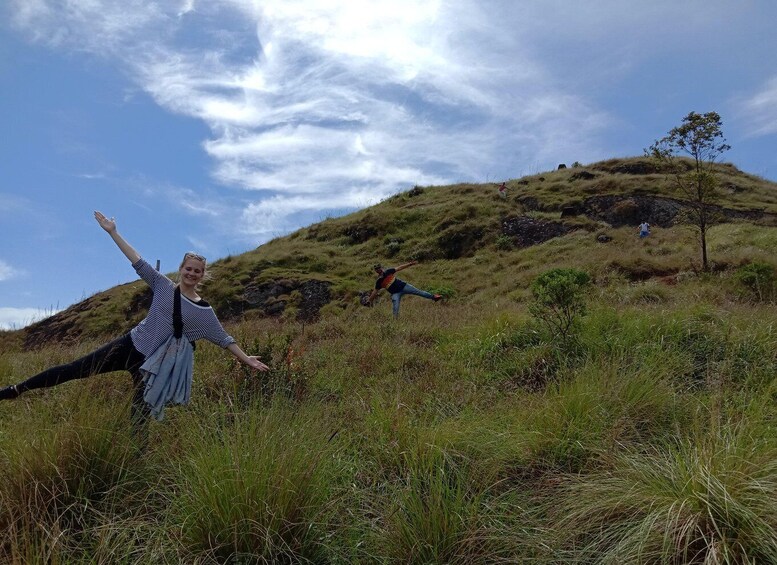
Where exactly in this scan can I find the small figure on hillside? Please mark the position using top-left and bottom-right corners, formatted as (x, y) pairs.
(367, 261), (442, 319)
(0, 212), (269, 447)
(497, 182), (507, 199)
(638, 221), (651, 238)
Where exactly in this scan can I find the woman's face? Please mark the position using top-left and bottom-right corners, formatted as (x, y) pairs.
(179, 258), (206, 288)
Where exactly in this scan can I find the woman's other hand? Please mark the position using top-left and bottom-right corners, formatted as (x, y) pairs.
(245, 356), (270, 371)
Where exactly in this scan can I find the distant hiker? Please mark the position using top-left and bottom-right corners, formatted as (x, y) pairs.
(367, 261), (442, 318)
(497, 182), (507, 198)
(0, 211), (269, 446)
(638, 221), (651, 238)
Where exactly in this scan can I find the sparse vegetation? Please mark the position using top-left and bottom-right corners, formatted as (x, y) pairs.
(3, 156), (777, 562)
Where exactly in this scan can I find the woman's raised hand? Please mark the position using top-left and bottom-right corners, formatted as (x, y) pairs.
(94, 211), (116, 233)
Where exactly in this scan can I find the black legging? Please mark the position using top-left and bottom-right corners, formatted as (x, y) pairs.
(17, 333), (150, 443)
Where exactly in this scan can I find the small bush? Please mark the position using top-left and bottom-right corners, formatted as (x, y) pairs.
(529, 268), (592, 341)
(495, 234), (513, 251)
(735, 261), (776, 302)
(427, 285), (457, 301)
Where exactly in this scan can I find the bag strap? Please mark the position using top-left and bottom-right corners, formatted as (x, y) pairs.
(173, 286), (183, 339)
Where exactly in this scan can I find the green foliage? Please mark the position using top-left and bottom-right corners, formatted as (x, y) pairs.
(225, 332), (310, 407)
(0, 393), (151, 562)
(529, 268), (592, 341)
(379, 448), (489, 564)
(735, 261), (776, 302)
(427, 285), (457, 300)
(495, 234), (513, 250)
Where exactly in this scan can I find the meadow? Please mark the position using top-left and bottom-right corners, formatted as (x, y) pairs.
(2, 158), (777, 563)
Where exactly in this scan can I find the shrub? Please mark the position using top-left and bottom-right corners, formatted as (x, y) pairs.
(427, 285), (457, 301)
(495, 234), (513, 251)
(735, 261), (776, 302)
(529, 268), (592, 341)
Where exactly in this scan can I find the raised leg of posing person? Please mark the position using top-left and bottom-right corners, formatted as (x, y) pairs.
(391, 284), (442, 318)
(0, 334), (151, 445)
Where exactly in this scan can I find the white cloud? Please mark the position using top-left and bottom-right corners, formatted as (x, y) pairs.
(0, 307), (57, 330)
(0, 260), (19, 281)
(9, 0), (168, 53)
(239, 189), (384, 238)
(737, 77), (777, 138)
(6, 0), (617, 236)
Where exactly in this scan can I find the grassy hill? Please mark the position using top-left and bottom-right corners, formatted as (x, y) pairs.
(1, 156), (777, 562)
(6, 156), (777, 350)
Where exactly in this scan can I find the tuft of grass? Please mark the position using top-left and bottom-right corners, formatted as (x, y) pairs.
(163, 403), (338, 563)
(554, 420), (777, 563)
(0, 390), (150, 563)
(374, 446), (494, 564)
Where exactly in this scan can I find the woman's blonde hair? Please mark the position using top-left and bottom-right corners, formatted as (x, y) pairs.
(179, 252), (207, 269)
(177, 252), (211, 286)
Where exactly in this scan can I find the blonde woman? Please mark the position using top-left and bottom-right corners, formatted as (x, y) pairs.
(1, 212), (268, 441)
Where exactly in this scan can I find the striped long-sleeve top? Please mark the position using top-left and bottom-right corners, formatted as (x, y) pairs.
(129, 258), (236, 357)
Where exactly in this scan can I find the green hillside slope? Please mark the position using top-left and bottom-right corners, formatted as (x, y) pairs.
(2, 156), (777, 562)
(3, 156), (777, 352)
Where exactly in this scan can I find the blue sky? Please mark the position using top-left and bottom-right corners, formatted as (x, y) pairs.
(2, 1), (777, 329)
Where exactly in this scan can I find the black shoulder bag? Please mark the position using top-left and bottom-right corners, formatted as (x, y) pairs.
(174, 286), (195, 350)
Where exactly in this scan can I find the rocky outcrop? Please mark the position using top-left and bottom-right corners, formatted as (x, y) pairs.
(501, 216), (573, 247)
(22, 278), (333, 349)
(242, 279), (332, 322)
(23, 292), (132, 350)
(580, 195), (777, 228)
(581, 195), (682, 227)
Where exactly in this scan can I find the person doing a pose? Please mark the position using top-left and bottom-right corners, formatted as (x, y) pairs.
(0, 212), (269, 443)
(367, 261), (442, 318)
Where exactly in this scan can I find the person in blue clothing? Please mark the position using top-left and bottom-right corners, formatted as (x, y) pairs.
(367, 261), (442, 318)
(0, 211), (269, 442)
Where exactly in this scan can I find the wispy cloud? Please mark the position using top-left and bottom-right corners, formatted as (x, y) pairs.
(0, 259), (19, 282)
(7, 0), (616, 238)
(736, 77), (777, 138)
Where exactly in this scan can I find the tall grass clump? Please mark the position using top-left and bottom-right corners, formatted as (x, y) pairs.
(554, 420), (777, 563)
(521, 362), (683, 475)
(0, 391), (146, 562)
(163, 404), (338, 564)
(374, 446), (494, 564)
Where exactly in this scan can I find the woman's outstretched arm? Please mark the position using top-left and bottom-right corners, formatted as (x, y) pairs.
(94, 211), (141, 264)
(227, 343), (270, 371)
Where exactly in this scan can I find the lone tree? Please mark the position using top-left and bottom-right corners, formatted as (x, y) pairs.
(647, 111), (731, 271)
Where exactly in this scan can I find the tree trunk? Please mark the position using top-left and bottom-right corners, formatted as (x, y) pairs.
(700, 224), (708, 272)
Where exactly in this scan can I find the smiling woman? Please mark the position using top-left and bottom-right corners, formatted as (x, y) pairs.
(0, 212), (270, 446)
